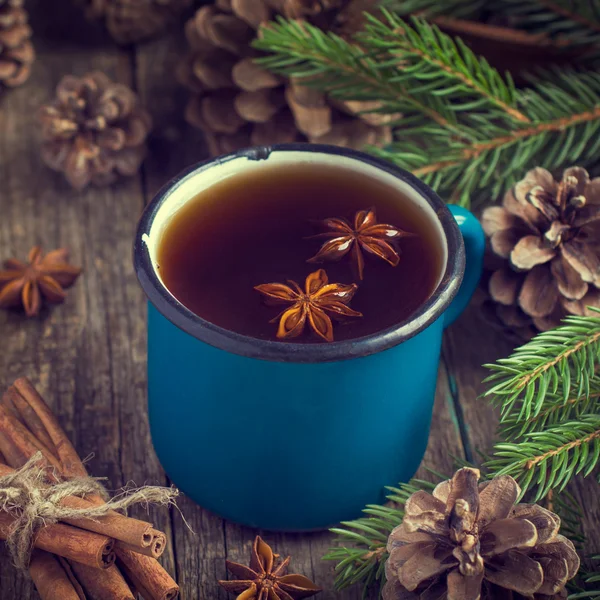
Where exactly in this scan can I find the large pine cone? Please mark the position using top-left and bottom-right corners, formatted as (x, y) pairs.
(38, 72), (152, 190)
(384, 468), (580, 600)
(0, 0), (34, 88)
(75, 0), (193, 44)
(482, 167), (600, 333)
(179, 0), (393, 156)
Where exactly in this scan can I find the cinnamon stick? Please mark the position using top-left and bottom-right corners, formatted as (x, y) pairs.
(0, 462), (155, 551)
(29, 550), (86, 600)
(118, 529), (167, 558)
(12, 378), (87, 478)
(0, 511), (116, 569)
(3, 386), (57, 454)
(151, 530), (167, 558)
(0, 405), (62, 474)
(63, 495), (156, 550)
(117, 548), (179, 600)
(57, 557), (87, 599)
(70, 561), (136, 600)
(0, 463), (13, 476)
(6, 378), (178, 596)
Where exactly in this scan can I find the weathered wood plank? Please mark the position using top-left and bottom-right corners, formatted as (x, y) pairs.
(135, 23), (208, 200)
(0, 1), (174, 598)
(442, 291), (515, 464)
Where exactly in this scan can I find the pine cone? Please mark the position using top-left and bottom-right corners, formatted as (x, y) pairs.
(384, 468), (580, 600)
(0, 0), (34, 89)
(179, 0), (393, 156)
(75, 0), (193, 44)
(38, 72), (152, 190)
(482, 167), (600, 333)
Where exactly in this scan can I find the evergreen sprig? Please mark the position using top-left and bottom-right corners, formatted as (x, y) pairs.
(484, 313), (600, 499)
(362, 14), (527, 122)
(256, 13), (600, 206)
(500, 380), (600, 439)
(570, 555), (600, 599)
(385, 0), (600, 47)
(485, 313), (600, 421)
(485, 413), (600, 501)
(322, 478), (437, 598)
(382, 0), (486, 19)
(499, 0), (600, 46)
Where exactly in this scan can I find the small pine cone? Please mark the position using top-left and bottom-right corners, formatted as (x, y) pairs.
(384, 468), (580, 600)
(179, 0), (392, 156)
(0, 0), (35, 89)
(482, 167), (600, 333)
(75, 0), (193, 44)
(38, 72), (152, 190)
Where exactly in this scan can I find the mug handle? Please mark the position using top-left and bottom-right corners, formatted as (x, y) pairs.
(443, 205), (485, 328)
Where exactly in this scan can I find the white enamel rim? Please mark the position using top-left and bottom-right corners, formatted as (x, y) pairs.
(134, 144), (465, 363)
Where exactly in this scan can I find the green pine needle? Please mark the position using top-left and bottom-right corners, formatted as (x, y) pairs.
(382, 0), (487, 19)
(322, 478), (438, 597)
(385, 0), (600, 47)
(484, 313), (600, 420)
(569, 555), (600, 598)
(485, 413), (600, 501)
(499, 0), (600, 46)
(485, 312), (600, 499)
(255, 13), (600, 206)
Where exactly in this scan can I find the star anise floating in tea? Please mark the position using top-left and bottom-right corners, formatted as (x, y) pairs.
(0, 246), (82, 317)
(255, 269), (362, 342)
(219, 535), (321, 600)
(308, 208), (412, 280)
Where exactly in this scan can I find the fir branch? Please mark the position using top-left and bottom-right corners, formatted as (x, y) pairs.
(373, 83), (600, 204)
(386, 0), (600, 47)
(484, 313), (600, 421)
(500, 385), (600, 439)
(553, 490), (587, 547)
(499, 0), (600, 46)
(255, 17), (457, 129)
(382, 0), (487, 19)
(361, 13), (529, 122)
(256, 14), (600, 206)
(486, 413), (600, 500)
(323, 478), (438, 597)
(570, 555), (600, 598)
(485, 313), (600, 500)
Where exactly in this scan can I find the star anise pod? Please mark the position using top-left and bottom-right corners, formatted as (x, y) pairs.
(0, 247), (82, 317)
(307, 208), (412, 279)
(255, 268), (362, 342)
(219, 536), (321, 600)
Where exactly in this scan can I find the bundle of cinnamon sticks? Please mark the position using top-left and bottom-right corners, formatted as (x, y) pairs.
(0, 377), (179, 600)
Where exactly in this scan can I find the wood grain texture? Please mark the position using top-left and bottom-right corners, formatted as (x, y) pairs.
(0, 3), (597, 600)
(0, 0), (174, 597)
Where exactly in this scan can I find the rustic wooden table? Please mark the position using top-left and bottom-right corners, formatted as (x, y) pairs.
(1, 2), (598, 599)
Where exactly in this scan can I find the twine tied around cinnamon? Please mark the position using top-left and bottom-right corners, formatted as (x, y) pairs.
(0, 452), (179, 570)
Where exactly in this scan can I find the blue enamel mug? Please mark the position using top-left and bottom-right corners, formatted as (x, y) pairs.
(134, 144), (484, 531)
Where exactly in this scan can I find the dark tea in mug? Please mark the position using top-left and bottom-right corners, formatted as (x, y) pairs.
(156, 162), (444, 342)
